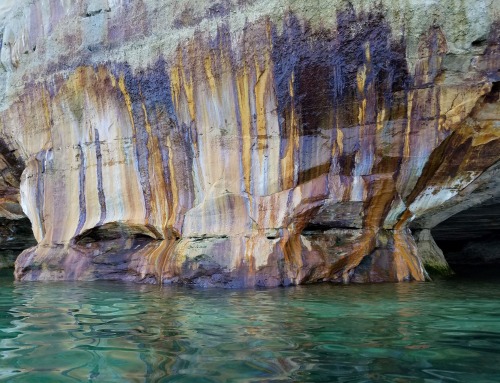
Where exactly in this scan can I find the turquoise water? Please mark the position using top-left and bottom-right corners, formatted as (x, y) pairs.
(1, 269), (500, 382)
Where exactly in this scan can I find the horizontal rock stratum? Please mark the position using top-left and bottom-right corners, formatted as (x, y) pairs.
(0, 0), (498, 286)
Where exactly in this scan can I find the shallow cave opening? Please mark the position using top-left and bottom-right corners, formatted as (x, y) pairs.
(432, 198), (500, 276)
(0, 138), (37, 271)
(0, 217), (37, 270)
(73, 222), (161, 246)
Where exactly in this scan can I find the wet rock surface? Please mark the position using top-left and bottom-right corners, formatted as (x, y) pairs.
(0, 0), (498, 286)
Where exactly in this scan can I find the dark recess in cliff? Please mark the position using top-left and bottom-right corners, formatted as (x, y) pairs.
(0, 218), (36, 269)
(432, 199), (500, 269)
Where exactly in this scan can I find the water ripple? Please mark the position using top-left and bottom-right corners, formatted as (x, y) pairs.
(1, 269), (500, 382)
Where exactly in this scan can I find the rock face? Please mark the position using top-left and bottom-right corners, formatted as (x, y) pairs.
(0, 0), (498, 286)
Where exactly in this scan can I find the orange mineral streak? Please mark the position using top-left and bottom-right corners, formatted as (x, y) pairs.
(364, 177), (397, 228)
(41, 89), (52, 131)
(165, 135), (180, 231)
(243, 236), (257, 274)
(357, 43), (370, 126)
(335, 126), (344, 157)
(376, 104), (387, 132)
(140, 99), (168, 232)
(170, 66), (182, 113)
(281, 234), (305, 283)
(236, 65), (253, 193)
(182, 61), (196, 123)
(254, 53), (272, 161)
(158, 239), (179, 283)
(471, 122), (500, 147)
(280, 72), (299, 190)
(394, 209), (414, 231)
(332, 232), (376, 283)
(403, 91), (414, 158)
(140, 239), (179, 283)
(204, 55), (219, 99)
(118, 75), (136, 132)
(393, 231), (426, 281)
(357, 66), (367, 124)
(170, 52), (196, 123)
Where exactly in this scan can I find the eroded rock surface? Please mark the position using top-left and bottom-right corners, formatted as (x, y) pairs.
(0, 0), (498, 286)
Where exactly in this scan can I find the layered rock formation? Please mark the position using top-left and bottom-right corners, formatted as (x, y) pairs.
(0, 0), (498, 286)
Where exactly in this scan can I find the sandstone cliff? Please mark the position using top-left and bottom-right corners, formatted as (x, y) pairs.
(0, 0), (498, 286)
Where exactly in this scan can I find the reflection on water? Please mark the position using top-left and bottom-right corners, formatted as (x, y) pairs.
(1, 268), (500, 382)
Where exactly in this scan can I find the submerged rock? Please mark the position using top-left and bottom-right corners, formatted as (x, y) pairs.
(0, 0), (498, 286)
